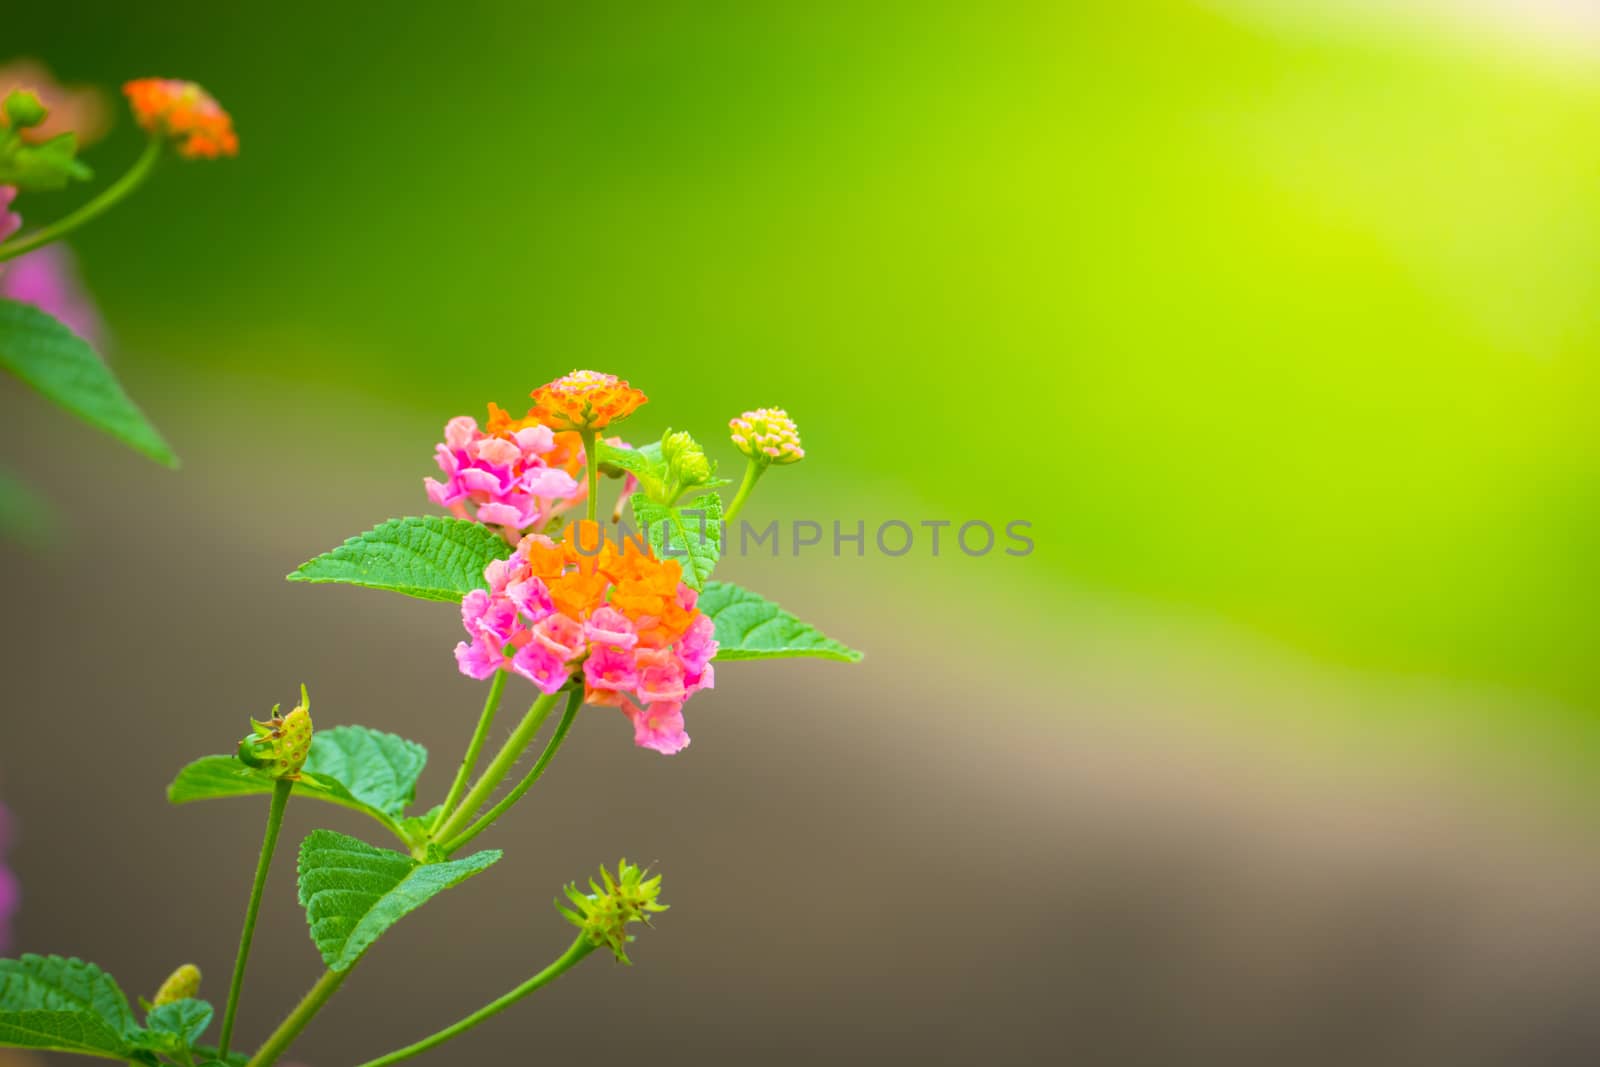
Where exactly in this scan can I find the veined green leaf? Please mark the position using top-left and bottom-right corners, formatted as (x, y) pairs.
(297, 830), (501, 971)
(168, 726), (428, 844)
(287, 516), (512, 602)
(0, 954), (137, 1059)
(633, 491), (723, 590)
(136, 998), (212, 1053)
(0, 299), (176, 466)
(697, 581), (863, 662)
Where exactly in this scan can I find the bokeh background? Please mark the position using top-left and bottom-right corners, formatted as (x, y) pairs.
(2, 1), (1598, 1064)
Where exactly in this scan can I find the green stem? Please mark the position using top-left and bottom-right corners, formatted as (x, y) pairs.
(430, 671), (506, 836)
(722, 458), (766, 525)
(218, 778), (292, 1058)
(349, 938), (594, 1067)
(431, 691), (559, 844)
(442, 687), (582, 854)
(244, 966), (349, 1067)
(0, 135), (162, 263)
(582, 429), (600, 522)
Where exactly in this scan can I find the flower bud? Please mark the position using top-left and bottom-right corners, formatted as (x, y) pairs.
(2, 90), (47, 131)
(729, 407), (804, 466)
(661, 429), (713, 488)
(556, 860), (667, 964)
(237, 685), (313, 779)
(152, 964), (201, 1006)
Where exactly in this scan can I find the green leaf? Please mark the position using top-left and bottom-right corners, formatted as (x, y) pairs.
(0, 132), (92, 191)
(168, 726), (428, 844)
(596, 440), (667, 491)
(191, 1044), (249, 1066)
(299, 726), (427, 817)
(697, 581), (863, 662)
(0, 954), (137, 1058)
(632, 490), (723, 590)
(0, 299), (176, 466)
(287, 516), (513, 602)
(136, 998), (213, 1053)
(297, 830), (502, 971)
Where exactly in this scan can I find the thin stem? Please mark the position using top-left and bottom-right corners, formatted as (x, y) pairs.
(442, 687), (582, 854)
(430, 671), (507, 836)
(244, 966), (349, 1067)
(582, 429), (600, 522)
(722, 457), (765, 525)
(0, 136), (162, 263)
(218, 778), (292, 1058)
(431, 691), (559, 844)
(349, 937), (594, 1067)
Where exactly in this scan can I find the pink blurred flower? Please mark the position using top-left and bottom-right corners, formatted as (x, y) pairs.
(0, 188), (18, 243)
(0, 803), (19, 955)
(0, 243), (105, 347)
(0, 59), (112, 147)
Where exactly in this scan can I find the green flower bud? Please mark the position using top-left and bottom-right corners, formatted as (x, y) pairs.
(237, 685), (313, 779)
(660, 429), (713, 489)
(556, 860), (667, 964)
(2, 89), (48, 131)
(152, 964), (201, 1006)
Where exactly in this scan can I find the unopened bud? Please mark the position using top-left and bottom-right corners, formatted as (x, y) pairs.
(152, 964), (201, 1006)
(237, 684), (313, 778)
(556, 859), (667, 964)
(3, 90), (47, 130)
(661, 429), (713, 488)
(729, 407), (804, 466)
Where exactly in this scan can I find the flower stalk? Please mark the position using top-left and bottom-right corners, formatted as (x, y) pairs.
(431, 690), (561, 845)
(218, 777), (291, 1058)
(442, 687), (583, 854)
(348, 937), (594, 1067)
(0, 135), (161, 263)
(429, 670), (507, 838)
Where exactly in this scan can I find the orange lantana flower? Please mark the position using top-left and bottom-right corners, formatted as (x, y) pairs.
(123, 78), (237, 159)
(529, 370), (647, 433)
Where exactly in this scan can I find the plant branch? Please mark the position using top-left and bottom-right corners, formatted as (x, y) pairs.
(244, 966), (349, 1067)
(0, 135), (162, 263)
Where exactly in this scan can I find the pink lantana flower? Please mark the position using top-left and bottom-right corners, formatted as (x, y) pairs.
(622, 698), (691, 756)
(425, 405), (587, 541)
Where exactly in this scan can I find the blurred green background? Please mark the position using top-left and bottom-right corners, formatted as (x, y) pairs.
(8, 0), (1594, 755)
(5, 4), (1600, 1063)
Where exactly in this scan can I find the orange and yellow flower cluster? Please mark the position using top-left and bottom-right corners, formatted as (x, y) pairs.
(529, 370), (648, 433)
(123, 78), (237, 159)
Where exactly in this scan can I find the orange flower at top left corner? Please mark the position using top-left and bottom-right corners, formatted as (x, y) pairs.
(123, 78), (237, 159)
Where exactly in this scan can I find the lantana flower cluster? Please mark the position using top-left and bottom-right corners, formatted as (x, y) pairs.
(123, 78), (237, 159)
(730, 406), (805, 465)
(456, 523), (717, 755)
(425, 404), (589, 537)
